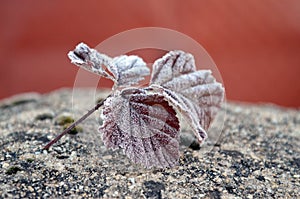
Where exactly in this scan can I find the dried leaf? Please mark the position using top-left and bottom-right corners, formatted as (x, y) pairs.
(68, 43), (150, 88)
(150, 50), (224, 143)
(108, 55), (150, 88)
(99, 88), (180, 168)
(67, 43), (113, 79)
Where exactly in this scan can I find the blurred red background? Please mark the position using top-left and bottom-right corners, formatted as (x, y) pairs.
(0, 0), (299, 107)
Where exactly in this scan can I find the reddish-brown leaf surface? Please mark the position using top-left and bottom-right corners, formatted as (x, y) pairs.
(99, 88), (180, 168)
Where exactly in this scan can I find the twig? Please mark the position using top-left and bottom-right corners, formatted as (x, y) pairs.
(43, 96), (108, 150)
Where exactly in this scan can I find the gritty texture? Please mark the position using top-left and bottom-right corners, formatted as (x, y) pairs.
(0, 89), (299, 198)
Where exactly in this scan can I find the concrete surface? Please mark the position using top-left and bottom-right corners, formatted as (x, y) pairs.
(0, 89), (299, 198)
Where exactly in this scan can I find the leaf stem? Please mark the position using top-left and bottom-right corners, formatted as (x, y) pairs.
(43, 96), (109, 150)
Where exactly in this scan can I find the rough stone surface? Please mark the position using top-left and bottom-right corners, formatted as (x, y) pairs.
(0, 89), (299, 198)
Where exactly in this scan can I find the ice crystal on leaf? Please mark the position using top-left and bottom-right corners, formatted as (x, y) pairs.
(68, 43), (150, 89)
(45, 43), (224, 169)
(100, 88), (180, 168)
(68, 43), (112, 78)
(150, 50), (224, 143)
(109, 55), (150, 88)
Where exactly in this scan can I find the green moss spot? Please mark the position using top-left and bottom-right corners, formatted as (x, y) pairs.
(55, 115), (75, 126)
(63, 123), (83, 135)
(6, 166), (22, 175)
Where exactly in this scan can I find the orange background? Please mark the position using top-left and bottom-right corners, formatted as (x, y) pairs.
(1, 0), (300, 107)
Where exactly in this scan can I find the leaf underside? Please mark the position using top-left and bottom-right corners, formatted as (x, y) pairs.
(99, 88), (180, 168)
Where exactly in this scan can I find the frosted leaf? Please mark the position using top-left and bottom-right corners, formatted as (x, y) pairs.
(68, 43), (150, 88)
(44, 44), (226, 169)
(108, 55), (150, 88)
(150, 50), (224, 143)
(68, 43), (113, 79)
(99, 88), (180, 168)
